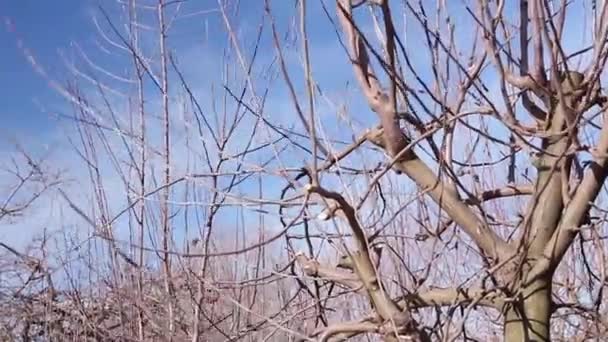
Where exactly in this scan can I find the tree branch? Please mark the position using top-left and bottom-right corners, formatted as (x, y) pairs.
(397, 287), (503, 309)
(526, 106), (608, 283)
(337, 0), (510, 262)
(295, 253), (363, 291)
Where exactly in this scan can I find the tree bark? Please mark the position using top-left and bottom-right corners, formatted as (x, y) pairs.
(504, 277), (552, 341)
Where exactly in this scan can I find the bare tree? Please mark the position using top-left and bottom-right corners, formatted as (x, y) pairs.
(5, 0), (608, 341)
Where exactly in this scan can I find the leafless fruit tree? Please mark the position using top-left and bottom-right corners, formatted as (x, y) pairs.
(4, 0), (608, 341)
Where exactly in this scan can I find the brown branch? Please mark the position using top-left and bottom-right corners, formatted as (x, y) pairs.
(519, 0), (548, 121)
(521, 73), (581, 266)
(336, 0), (407, 156)
(302, 315), (379, 342)
(304, 184), (407, 324)
(390, 156), (510, 261)
(479, 0), (538, 91)
(526, 107), (608, 283)
(337, 0), (510, 262)
(529, 0), (547, 84)
(465, 184), (534, 205)
(397, 287), (503, 309)
(295, 253), (363, 291)
(304, 182), (430, 341)
(296, 255), (505, 310)
(316, 320), (378, 341)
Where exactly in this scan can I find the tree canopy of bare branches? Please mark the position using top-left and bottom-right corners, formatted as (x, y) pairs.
(4, 0), (608, 341)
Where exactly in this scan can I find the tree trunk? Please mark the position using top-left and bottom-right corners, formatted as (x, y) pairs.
(503, 277), (552, 341)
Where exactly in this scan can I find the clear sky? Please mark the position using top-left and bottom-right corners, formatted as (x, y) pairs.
(0, 0), (362, 145)
(0, 0), (364, 248)
(1, 0), (97, 141)
(0, 0), (594, 142)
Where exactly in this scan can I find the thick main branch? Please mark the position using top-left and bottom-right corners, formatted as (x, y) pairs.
(336, 0), (509, 261)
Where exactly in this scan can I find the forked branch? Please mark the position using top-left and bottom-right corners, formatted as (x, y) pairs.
(336, 0), (510, 261)
(304, 183), (427, 341)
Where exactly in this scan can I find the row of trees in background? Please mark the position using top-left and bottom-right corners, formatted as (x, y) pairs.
(2, 0), (608, 341)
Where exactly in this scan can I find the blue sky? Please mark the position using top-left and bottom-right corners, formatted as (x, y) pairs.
(0, 0), (505, 143)
(1, 0), (597, 147)
(0, 0), (366, 251)
(0, 0), (496, 274)
(0, 0), (361, 145)
(1, 0), (96, 140)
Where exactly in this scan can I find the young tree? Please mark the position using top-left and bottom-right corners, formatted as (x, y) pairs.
(6, 0), (608, 341)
